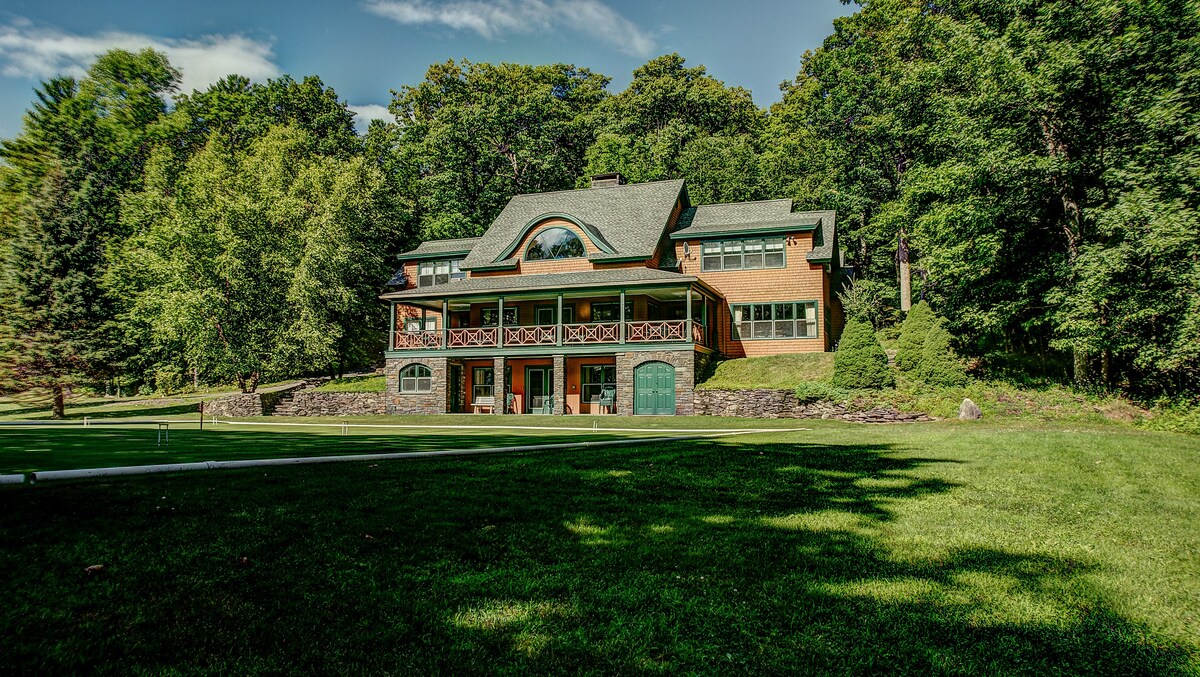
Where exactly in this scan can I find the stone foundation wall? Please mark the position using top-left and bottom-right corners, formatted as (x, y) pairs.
(384, 356), (450, 414)
(615, 349), (696, 416)
(285, 392), (390, 416)
(695, 388), (931, 423)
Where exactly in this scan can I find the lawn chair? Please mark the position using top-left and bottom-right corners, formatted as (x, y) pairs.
(505, 392), (516, 414)
(471, 396), (495, 414)
(598, 387), (616, 414)
(538, 395), (555, 415)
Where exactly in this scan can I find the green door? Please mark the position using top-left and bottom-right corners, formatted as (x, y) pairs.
(633, 361), (676, 415)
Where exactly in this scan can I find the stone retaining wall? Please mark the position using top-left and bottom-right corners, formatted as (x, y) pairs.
(694, 388), (931, 423)
(285, 392), (390, 417)
(203, 383), (305, 418)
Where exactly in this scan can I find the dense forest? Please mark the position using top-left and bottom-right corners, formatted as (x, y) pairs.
(1, 0), (1197, 416)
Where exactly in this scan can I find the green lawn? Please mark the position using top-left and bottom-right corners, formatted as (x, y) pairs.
(1, 419), (1197, 673)
(313, 375), (386, 392)
(699, 353), (835, 389)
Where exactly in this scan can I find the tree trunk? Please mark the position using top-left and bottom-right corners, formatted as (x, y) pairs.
(249, 372), (260, 393)
(236, 373), (248, 393)
(51, 384), (65, 420)
(1073, 349), (1090, 385)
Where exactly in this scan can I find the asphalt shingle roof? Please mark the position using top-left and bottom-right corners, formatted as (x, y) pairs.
(380, 267), (694, 300)
(396, 237), (480, 259)
(689, 198), (794, 228)
(460, 179), (685, 270)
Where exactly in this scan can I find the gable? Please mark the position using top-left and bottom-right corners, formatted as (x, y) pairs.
(461, 179), (686, 271)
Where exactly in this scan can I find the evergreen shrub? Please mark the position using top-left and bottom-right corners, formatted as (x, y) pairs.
(915, 323), (968, 387)
(832, 318), (895, 389)
(896, 301), (935, 371)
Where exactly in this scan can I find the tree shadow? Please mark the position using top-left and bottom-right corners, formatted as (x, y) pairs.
(0, 435), (1193, 674)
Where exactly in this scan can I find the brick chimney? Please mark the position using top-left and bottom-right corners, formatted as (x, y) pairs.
(589, 172), (626, 189)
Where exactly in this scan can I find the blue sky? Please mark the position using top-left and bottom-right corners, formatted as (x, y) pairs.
(0, 0), (853, 139)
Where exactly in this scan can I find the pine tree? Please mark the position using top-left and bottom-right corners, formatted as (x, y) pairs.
(895, 301), (935, 372)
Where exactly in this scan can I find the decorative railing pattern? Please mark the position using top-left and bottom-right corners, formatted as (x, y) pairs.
(447, 327), (498, 347)
(504, 325), (556, 346)
(392, 321), (700, 350)
(626, 320), (687, 343)
(563, 322), (620, 344)
(394, 330), (442, 349)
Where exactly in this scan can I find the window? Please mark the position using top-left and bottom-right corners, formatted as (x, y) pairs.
(399, 364), (432, 393)
(581, 365), (616, 404)
(526, 227), (585, 260)
(732, 302), (818, 340)
(535, 304), (575, 326)
(590, 301), (634, 323)
(418, 259), (465, 287)
(472, 367), (494, 402)
(481, 306), (518, 327)
(700, 238), (786, 272)
(403, 312), (437, 332)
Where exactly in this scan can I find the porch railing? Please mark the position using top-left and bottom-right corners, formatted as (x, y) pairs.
(626, 320), (687, 343)
(447, 327), (497, 347)
(393, 330), (442, 350)
(563, 322), (620, 345)
(392, 320), (706, 350)
(504, 325), (557, 346)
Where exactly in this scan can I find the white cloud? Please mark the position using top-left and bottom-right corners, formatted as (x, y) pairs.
(347, 103), (393, 132)
(0, 20), (280, 95)
(363, 0), (655, 57)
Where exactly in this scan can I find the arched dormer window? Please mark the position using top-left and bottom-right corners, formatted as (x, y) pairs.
(399, 364), (432, 393)
(525, 227), (585, 261)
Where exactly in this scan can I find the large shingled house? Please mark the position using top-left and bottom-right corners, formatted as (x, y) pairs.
(380, 174), (843, 415)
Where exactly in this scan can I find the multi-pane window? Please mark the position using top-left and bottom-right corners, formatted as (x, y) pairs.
(732, 302), (818, 340)
(417, 259), (465, 286)
(399, 364), (432, 393)
(481, 307), (518, 326)
(403, 313), (437, 332)
(701, 238), (785, 272)
(472, 367), (494, 402)
(590, 301), (634, 322)
(581, 365), (616, 404)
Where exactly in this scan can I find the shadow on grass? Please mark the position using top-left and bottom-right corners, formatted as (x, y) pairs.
(2, 401), (202, 421)
(0, 436), (1192, 673)
(0, 427), (642, 473)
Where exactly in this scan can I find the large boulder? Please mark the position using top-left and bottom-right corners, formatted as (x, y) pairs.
(958, 398), (982, 420)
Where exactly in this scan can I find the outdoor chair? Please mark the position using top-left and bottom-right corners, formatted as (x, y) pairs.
(505, 392), (515, 413)
(598, 387), (616, 414)
(538, 395), (555, 415)
(471, 396), (495, 414)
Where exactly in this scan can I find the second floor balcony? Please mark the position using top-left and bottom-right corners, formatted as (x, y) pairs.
(381, 268), (721, 355)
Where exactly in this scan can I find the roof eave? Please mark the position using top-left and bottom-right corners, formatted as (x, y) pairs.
(670, 222), (819, 240)
(396, 249), (474, 261)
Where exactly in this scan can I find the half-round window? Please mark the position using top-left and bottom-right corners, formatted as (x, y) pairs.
(525, 227), (586, 261)
(399, 364), (432, 393)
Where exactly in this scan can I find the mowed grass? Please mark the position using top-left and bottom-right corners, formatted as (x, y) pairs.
(699, 353), (835, 389)
(0, 420), (1197, 674)
(0, 421), (677, 474)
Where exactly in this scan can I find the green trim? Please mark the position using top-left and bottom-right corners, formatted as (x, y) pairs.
(592, 254), (649, 263)
(697, 237), (787, 273)
(670, 222), (818, 240)
(386, 341), (699, 360)
(398, 250), (472, 262)
(728, 299), (821, 341)
(382, 279), (700, 303)
(495, 213), (617, 261)
(462, 260), (519, 272)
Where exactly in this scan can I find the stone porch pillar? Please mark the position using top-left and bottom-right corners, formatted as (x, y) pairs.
(552, 354), (566, 415)
(493, 356), (507, 415)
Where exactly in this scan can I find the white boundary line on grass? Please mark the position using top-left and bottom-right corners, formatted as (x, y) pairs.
(207, 419), (810, 435)
(19, 429), (785, 483)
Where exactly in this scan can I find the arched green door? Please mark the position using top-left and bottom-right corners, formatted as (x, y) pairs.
(634, 361), (676, 415)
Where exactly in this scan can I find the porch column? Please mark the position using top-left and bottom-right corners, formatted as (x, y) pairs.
(497, 297), (505, 347)
(552, 354), (566, 415)
(493, 356), (507, 415)
(556, 294), (564, 346)
(442, 299), (449, 349)
(686, 287), (693, 342)
(388, 302), (396, 351)
(619, 290), (626, 344)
